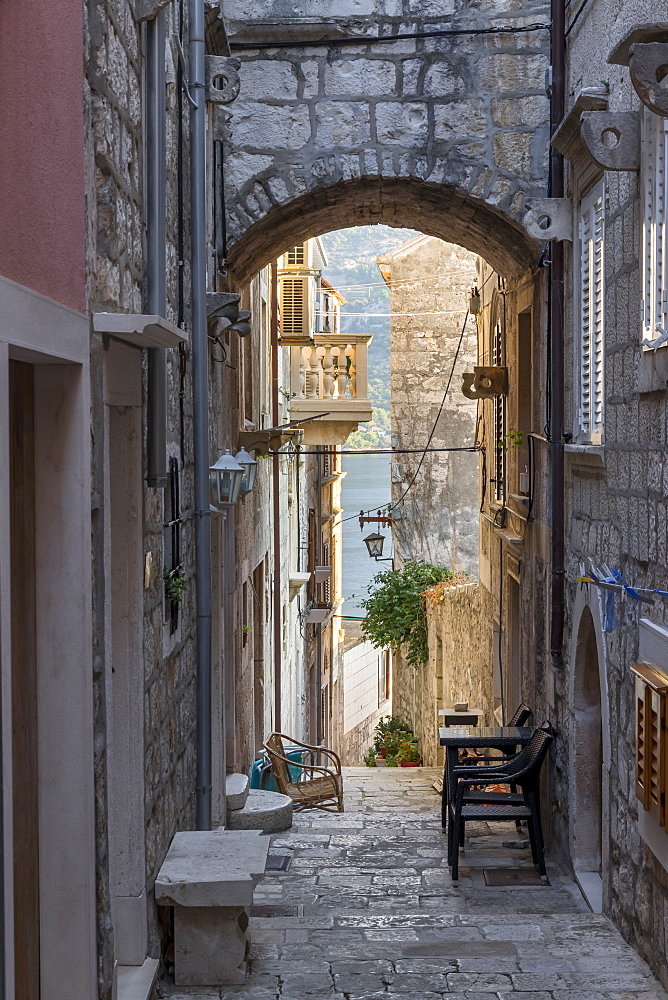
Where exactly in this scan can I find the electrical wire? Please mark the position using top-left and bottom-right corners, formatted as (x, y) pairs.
(338, 309), (473, 526)
(230, 22), (549, 51)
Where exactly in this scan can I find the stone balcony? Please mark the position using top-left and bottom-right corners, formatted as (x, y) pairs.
(289, 333), (373, 445)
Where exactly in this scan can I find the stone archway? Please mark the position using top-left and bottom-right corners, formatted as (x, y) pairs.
(222, 6), (551, 281)
(226, 176), (540, 284)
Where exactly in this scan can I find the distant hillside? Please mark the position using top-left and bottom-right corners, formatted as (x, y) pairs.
(320, 225), (417, 448)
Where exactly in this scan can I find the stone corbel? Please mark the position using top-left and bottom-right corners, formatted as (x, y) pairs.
(206, 56), (241, 105)
(133, 0), (173, 22)
(461, 366), (508, 400)
(629, 42), (668, 118)
(207, 292), (251, 338)
(580, 111), (640, 171)
(523, 198), (573, 242)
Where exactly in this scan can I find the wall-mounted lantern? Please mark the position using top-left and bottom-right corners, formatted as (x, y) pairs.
(209, 449), (244, 508)
(234, 446), (257, 497)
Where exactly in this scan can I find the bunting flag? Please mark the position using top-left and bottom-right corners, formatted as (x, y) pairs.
(578, 562), (668, 632)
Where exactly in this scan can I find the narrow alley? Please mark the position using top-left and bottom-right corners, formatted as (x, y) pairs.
(159, 769), (668, 1000)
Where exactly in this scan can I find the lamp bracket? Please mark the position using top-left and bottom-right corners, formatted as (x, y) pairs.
(206, 56), (241, 105)
(629, 42), (668, 118)
(523, 198), (573, 242)
(580, 110), (640, 170)
(461, 366), (508, 400)
(238, 427), (302, 455)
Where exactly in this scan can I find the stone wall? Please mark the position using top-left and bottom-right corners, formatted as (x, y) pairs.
(221, 1), (550, 282)
(84, 1), (199, 988)
(553, 0), (668, 985)
(341, 635), (391, 765)
(379, 235), (479, 575)
(393, 581), (495, 766)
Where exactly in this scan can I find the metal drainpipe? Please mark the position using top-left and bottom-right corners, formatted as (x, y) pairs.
(189, 0), (212, 830)
(316, 450), (323, 745)
(271, 261), (282, 732)
(146, 11), (168, 488)
(549, 0), (566, 657)
(224, 507), (235, 768)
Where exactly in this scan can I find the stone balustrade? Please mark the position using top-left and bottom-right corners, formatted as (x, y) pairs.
(290, 334), (371, 403)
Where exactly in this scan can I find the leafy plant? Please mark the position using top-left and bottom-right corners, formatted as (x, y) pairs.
(164, 567), (187, 604)
(361, 561), (455, 667)
(372, 716), (414, 756)
(363, 746), (377, 767)
(396, 739), (421, 764)
(499, 427), (524, 451)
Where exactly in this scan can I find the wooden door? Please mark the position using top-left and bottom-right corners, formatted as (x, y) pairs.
(10, 360), (40, 999)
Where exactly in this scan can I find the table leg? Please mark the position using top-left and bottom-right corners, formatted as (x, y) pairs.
(441, 754), (448, 828)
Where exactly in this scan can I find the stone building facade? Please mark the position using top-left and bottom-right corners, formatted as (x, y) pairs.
(378, 235), (479, 575)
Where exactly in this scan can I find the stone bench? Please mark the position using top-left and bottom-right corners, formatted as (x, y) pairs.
(155, 829), (269, 986)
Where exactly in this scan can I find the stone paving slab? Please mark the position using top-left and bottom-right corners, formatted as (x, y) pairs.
(157, 768), (668, 1000)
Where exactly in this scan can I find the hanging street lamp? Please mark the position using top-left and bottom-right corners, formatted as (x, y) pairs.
(364, 532), (393, 562)
(234, 446), (258, 497)
(209, 449), (244, 508)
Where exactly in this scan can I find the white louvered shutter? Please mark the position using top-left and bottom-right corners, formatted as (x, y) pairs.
(280, 276), (308, 339)
(579, 181), (605, 443)
(642, 112), (668, 343)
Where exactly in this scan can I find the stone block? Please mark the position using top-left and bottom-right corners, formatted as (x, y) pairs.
(490, 95), (548, 127)
(229, 100), (311, 151)
(239, 60), (299, 100)
(424, 62), (466, 98)
(227, 789), (293, 833)
(324, 59), (396, 97)
(314, 101), (371, 147)
(482, 53), (548, 93)
(376, 102), (428, 145)
(434, 99), (488, 140)
(226, 773), (250, 811)
(174, 905), (249, 986)
(155, 830), (269, 908)
(492, 131), (533, 173)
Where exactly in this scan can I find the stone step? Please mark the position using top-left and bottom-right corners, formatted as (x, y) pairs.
(226, 772), (250, 811)
(226, 789), (293, 834)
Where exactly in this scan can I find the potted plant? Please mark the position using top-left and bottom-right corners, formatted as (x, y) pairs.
(363, 747), (377, 767)
(397, 739), (422, 767)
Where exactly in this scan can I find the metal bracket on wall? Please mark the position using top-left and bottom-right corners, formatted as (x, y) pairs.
(133, 0), (173, 22)
(206, 56), (241, 105)
(580, 111), (640, 171)
(522, 198), (573, 242)
(461, 366), (508, 400)
(629, 43), (668, 118)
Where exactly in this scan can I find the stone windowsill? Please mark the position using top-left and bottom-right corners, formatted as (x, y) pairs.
(564, 443), (605, 469)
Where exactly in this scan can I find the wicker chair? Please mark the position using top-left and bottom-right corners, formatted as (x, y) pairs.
(448, 726), (553, 881)
(263, 732), (344, 813)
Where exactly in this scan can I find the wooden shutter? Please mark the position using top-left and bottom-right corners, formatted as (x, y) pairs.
(632, 662), (668, 828)
(579, 181), (605, 442)
(641, 112), (668, 342)
(280, 276), (311, 342)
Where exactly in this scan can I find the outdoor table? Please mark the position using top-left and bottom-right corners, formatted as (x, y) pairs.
(438, 707), (484, 727)
(438, 726), (535, 828)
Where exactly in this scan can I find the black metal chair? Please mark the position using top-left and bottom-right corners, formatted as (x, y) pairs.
(448, 726), (553, 881)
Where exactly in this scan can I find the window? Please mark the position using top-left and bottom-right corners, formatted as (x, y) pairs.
(164, 457), (182, 635)
(641, 111), (668, 345)
(578, 180), (605, 442)
(378, 650), (391, 705)
(286, 244), (305, 266)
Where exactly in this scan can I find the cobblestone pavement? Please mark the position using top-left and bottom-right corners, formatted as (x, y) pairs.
(158, 767), (668, 1000)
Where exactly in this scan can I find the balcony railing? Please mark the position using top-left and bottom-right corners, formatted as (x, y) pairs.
(289, 334), (373, 444)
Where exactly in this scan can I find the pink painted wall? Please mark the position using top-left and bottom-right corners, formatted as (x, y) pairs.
(0, 2), (86, 313)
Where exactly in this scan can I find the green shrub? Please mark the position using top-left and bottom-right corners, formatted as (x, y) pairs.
(361, 561), (454, 667)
